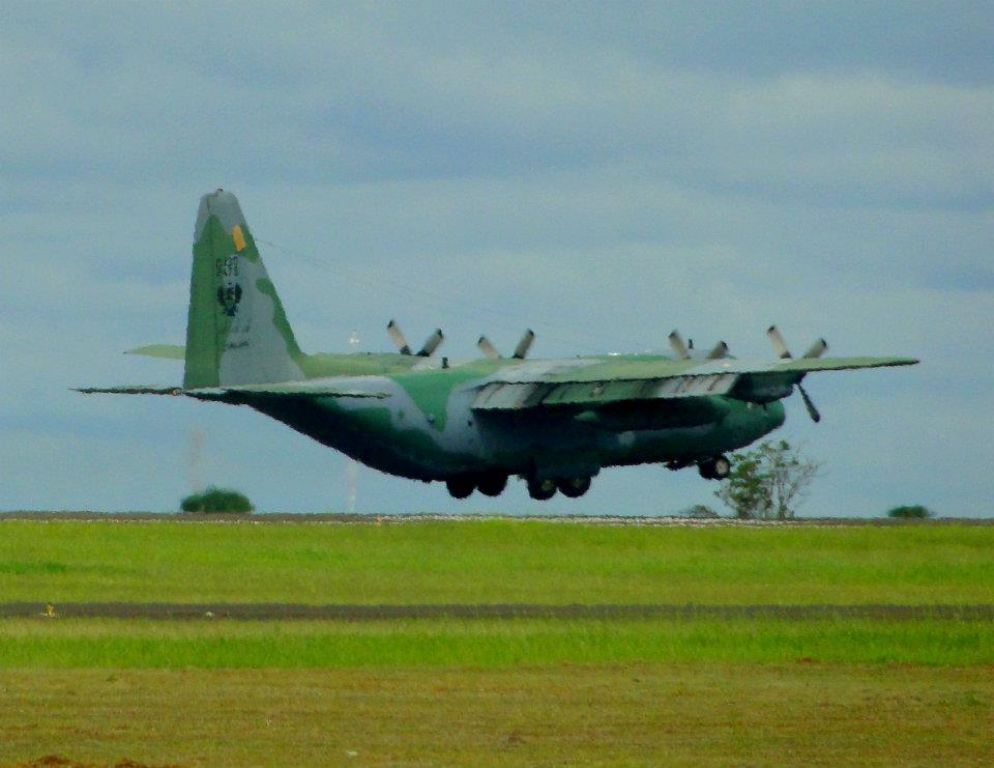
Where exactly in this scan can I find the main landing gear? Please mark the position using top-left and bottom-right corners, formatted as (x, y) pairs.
(444, 474), (593, 500)
(445, 474), (509, 499)
(527, 475), (592, 501)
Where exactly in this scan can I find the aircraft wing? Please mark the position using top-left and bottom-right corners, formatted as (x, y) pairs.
(472, 355), (917, 411)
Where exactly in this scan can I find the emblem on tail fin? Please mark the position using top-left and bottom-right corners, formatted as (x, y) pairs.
(217, 282), (242, 316)
(215, 253), (242, 317)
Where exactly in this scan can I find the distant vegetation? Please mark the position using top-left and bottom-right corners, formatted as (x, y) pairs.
(888, 504), (933, 519)
(180, 487), (253, 514)
(684, 504), (720, 519)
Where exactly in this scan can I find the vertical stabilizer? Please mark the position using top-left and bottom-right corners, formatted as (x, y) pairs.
(183, 190), (305, 388)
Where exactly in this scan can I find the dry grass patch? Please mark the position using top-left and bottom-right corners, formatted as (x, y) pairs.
(1, 665), (993, 767)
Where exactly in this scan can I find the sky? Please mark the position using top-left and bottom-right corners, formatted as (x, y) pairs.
(1, 1), (992, 517)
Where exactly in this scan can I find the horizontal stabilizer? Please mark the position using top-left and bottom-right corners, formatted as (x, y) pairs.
(76, 385), (184, 395)
(78, 380), (390, 401)
(188, 380), (390, 399)
(125, 344), (186, 360)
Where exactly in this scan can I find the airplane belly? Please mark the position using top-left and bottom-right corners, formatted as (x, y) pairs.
(246, 383), (784, 482)
(248, 380), (493, 481)
(474, 397), (785, 474)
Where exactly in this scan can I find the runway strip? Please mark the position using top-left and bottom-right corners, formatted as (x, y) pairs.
(4, 511), (993, 526)
(3, 603), (993, 621)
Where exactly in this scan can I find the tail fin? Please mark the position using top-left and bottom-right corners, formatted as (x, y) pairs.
(183, 190), (305, 388)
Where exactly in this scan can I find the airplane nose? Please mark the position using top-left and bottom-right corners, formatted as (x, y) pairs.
(766, 400), (786, 430)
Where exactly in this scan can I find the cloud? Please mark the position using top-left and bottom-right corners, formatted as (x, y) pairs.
(1, 3), (991, 516)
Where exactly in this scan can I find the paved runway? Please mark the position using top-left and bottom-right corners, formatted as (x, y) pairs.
(3, 511), (992, 526)
(3, 603), (992, 620)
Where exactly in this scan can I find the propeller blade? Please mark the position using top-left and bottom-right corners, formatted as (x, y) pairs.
(477, 335), (501, 360)
(802, 338), (828, 359)
(512, 329), (535, 360)
(669, 330), (691, 360)
(387, 320), (412, 355)
(706, 341), (729, 360)
(797, 383), (822, 423)
(417, 329), (444, 357)
(767, 325), (792, 359)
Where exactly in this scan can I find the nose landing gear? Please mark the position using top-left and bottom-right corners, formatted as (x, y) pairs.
(697, 455), (731, 481)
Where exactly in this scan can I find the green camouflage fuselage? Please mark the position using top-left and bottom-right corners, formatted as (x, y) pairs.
(232, 354), (786, 482)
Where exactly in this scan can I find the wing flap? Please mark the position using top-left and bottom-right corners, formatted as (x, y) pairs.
(472, 355), (917, 412)
(473, 373), (739, 411)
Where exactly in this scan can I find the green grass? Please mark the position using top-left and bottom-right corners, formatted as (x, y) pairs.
(1, 616), (992, 668)
(2, 519), (993, 604)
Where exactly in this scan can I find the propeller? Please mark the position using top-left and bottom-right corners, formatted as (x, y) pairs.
(477, 330), (536, 360)
(668, 330), (691, 360)
(512, 329), (535, 360)
(797, 383), (822, 423)
(766, 325), (829, 423)
(477, 336), (500, 360)
(706, 340), (729, 360)
(387, 320), (411, 355)
(387, 320), (445, 357)
(417, 328), (444, 357)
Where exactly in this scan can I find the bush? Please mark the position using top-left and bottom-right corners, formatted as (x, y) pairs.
(181, 486), (254, 514)
(887, 505), (932, 519)
(685, 504), (721, 519)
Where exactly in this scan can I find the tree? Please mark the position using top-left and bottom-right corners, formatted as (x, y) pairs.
(715, 440), (820, 520)
(887, 505), (932, 519)
(181, 486), (254, 514)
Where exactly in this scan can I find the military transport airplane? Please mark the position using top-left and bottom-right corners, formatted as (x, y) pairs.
(80, 190), (917, 500)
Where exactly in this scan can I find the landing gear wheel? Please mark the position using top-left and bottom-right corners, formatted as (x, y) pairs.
(698, 455), (731, 480)
(557, 476), (592, 498)
(713, 455), (731, 479)
(445, 477), (475, 499)
(527, 477), (557, 501)
(477, 475), (508, 497)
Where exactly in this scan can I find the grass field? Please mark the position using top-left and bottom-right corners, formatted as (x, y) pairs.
(2, 518), (993, 604)
(1, 518), (993, 766)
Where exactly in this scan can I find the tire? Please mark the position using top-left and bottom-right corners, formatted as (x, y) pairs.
(445, 477), (475, 499)
(527, 477), (557, 501)
(713, 455), (731, 479)
(557, 476), (591, 498)
(698, 456), (731, 481)
(477, 475), (508, 497)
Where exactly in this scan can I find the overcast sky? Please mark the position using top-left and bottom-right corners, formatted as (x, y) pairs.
(2, 2), (991, 517)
